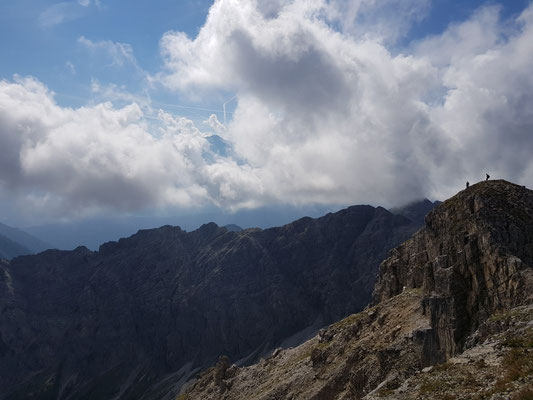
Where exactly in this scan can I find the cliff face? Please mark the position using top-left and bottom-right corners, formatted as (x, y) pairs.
(0, 204), (421, 400)
(184, 180), (533, 400)
(373, 180), (533, 360)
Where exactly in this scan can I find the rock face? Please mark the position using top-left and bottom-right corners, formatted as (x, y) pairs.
(186, 288), (435, 400)
(0, 204), (422, 400)
(373, 180), (533, 360)
(365, 304), (533, 400)
(184, 180), (533, 400)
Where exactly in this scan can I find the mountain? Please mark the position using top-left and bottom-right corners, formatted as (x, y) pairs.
(0, 234), (32, 260)
(184, 180), (533, 399)
(0, 222), (50, 254)
(0, 203), (430, 400)
(389, 198), (441, 226)
(23, 204), (339, 250)
(222, 224), (243, 232)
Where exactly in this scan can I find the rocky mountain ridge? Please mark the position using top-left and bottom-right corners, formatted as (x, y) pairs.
(184, 180), (533, 399)
(0, 201), (428, 400)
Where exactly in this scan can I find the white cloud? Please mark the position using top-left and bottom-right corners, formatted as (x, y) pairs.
(90, 80), (152, 111)
(0, 76), (263, 220)
(79, 36), (140, 69)
(5, 1), (533, 221)
(155, 0), (533, 207)
(39, 2), (79, 27)
(204, 114), (227, 135)
(39, 1), (98, 27)
(65, 61), (76, 74)
(324, 0), (431, 44)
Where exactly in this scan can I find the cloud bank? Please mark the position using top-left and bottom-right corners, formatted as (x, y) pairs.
(2, 0), (533, 221)
(158, 0), (533, 203)
(0, 77), (257, 219)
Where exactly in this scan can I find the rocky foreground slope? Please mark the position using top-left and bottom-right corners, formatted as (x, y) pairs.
(184, 180), (533, 399)
(0, 202), (427, 400)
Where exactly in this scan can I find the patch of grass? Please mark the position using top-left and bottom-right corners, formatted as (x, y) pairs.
(331, 312), (363, 330)
(419, 379), (444, 395)
(492, 331), (533, 394)
(510, 385), (533, 400)
(404, 287), (423, 296)
(432, 362), (453, 373)
(293, 349), (312, 364)
(376, 388), (395, 397)
(502, 329), (533, 349)
(502, 348), (533, 382)
(176, 394), (188, 400)
(489, 309), (531, 323)
(315, 341), (330, 350)
(419, 364), (481, 399)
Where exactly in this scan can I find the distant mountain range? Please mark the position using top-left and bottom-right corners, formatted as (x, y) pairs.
(0, 199), (435, 400)
(20, 200), (439, 252)
(22, 204), (339, 251)
(0, 222), (50, 260)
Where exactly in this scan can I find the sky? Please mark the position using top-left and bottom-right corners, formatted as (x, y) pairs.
(1, 0), (533, 229)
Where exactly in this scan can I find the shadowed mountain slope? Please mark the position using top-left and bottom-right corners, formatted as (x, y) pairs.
(0, 203), (428, 400)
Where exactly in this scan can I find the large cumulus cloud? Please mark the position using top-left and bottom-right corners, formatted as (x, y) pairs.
(158, 0), (533, 205)
(0, 77), (259, 219)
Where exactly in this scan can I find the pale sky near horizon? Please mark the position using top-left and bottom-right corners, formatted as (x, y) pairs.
(1, 0), (532, 226)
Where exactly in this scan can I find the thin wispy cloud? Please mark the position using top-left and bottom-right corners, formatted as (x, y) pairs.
(78, 36), (140, 69)
(65, 61), (76, 74)
(38, 1), (98, 28)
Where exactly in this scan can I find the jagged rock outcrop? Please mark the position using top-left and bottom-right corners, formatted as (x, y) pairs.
(373, 180), (533, 360)
(365, 304), (533, 400)
(184, 180), (533, 400)
(0, 203), (423, 400)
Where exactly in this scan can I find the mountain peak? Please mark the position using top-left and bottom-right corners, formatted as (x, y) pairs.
(0, 201), (426, 399)
(373, 179), (533, 354)
(184, 180), (533, 400)
(390, 198), (440, 225)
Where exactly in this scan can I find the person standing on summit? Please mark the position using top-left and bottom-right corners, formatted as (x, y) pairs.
(486, 173), (490, 181)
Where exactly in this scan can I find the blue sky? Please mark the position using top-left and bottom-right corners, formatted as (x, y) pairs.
(0, 0), (533, 230)
(1, 0), (528, 119)
(0, 0), (221, 118)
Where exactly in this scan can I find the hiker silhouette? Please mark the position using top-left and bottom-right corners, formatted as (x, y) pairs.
(486, 173), (490, 181)
(466, 181), (470, 188)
